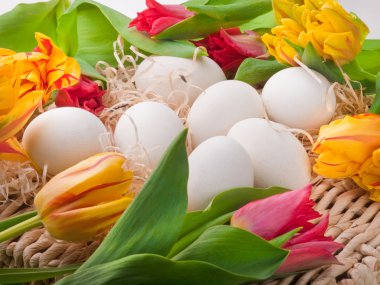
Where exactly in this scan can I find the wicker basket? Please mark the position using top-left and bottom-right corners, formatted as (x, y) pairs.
(1, 176), (379, 284)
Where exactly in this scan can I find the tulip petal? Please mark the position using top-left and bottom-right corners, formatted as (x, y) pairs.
(43, 197), (133, 242)
(35, 153), (133, 217)
(276, 241), (343, 274)
(0, 137), (31, 163)
(0, 90), (43, 142)
(231, 184), (320, 240)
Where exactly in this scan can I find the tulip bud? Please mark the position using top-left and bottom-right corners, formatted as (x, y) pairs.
(313, 114), (380, 179)
(231, 184), (343, 275)
(34, 152), (134, 242)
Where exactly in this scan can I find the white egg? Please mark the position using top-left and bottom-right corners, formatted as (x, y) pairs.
(114, 102), (184, 168)
(22, 107), (108, 176)
(228, 118), (311, 189)
(188, 80), (264, 148)
(261, 67), (336, 130)
(188, 136), (254, 211)
(135, 56), (226, 106)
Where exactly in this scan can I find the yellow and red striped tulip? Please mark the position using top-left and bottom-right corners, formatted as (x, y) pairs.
(0, 33), (80, 144)
(34, 152), (134, 242)
(313, 114), (380, 179)
(0, 137), (32, 163)
(353, 148), (380, 201)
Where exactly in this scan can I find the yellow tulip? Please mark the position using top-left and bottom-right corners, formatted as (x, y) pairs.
(313, 114), (380, 179)
(264, 0), (368, 65)
(261, 33), (299, 66)
(0, 137), (32, 163)
(0, 33), (80, 144)
(353, 148), (380, 201)
(34, 152), (134, 242)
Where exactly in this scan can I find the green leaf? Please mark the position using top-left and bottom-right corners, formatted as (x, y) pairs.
(235, 58), (287, 85)
(0, 211), (37, 232)
(156, 0), (272, 40)
(0, 265), (78, 284)
(269, 228), (300, 247)
(369, 72), (380, 114)
(56, 252), (285, 285)
(240, 11), (276, 31)
(356, 49), (380, 75)
(180, 186), (288, 237)
(0, 0), (68, 51)
(168, 187), (288, 257)
(187, 0), (272, 21)
(173, 225), (288, 280)
(75, 57), (106, 81)
(363, 40), (380, 51)
(80, 129), (189, 270)
(123, 28), (203, 58)
(183, 0), (210, 6)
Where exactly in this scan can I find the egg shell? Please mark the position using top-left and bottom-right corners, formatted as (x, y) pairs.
(22, 107), (108, 176)
(188, 80), (264, 148)
(188, 136), (254, 211)
(261, 67), (336, 130)
(228, 118), (311, 189)
(114, 102), (184, 168)
(135, 56), (226, 106)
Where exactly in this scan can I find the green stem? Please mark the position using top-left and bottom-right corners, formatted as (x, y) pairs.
(0, 215), (42, 243)
(369, 72), (380, 114)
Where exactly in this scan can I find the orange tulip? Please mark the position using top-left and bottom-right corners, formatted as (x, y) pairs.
(34, 152), (134, 242)
(313, 114), (380, 179)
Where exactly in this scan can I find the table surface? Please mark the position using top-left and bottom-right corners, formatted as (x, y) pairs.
(0, 0), (379, 38)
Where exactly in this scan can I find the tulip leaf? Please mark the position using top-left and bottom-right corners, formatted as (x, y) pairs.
(301, 43), (375, 92)
(0, 211), (37, 232)
(363, 39), (380, 51)
(235, 58), (287, 85)
(0, 265), (78, 284)
(181, 186), (288, 237)
(269, 228), (301, 247)
(173, 225), (288, 279)
(0, 0), (68, 52)
(56, 252), (286, 285)
(240, 11), (276, 31)
(156, 0), (272, 40)
(369, 72), (380, 114)
(80, 129), (189, 270)
(167, 186), (288, 257)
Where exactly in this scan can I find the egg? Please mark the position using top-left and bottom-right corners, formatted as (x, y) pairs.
(135, 55), (226, 106)
(22, 107), (108, 176)
(188, 136), (254, 211)
(261, 67), (336, 130)
(114, 102), (184, 168)
(228, 118), (311, 189)
(188, 80), (264, 148)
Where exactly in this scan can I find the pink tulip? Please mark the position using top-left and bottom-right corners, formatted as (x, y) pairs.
(129, 0), (194, 36)
(231, 184), (343, 274)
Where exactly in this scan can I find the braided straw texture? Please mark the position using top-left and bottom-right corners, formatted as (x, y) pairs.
(268, 178), (380, 285)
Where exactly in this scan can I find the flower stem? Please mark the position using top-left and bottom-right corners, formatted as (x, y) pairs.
(369, 73), (380, 114)
(0, 215), (42, 243)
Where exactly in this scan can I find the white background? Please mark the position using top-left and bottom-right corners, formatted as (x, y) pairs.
(1, 0), (379, 39)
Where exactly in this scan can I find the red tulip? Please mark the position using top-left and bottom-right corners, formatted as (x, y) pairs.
(194, 28), (268, 76)
(55, 76), (105, 115)
(231, 184), (343, 274)
(129, 0), (194, 36)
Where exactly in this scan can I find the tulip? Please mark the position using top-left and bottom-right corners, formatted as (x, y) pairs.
(231, 184), (343, 274)
(129, 0), (194, 36)
(352, 148), (380, 202)
(313, 114), (380, 179)
(263, 0), (368, 65)
(0, 33), (80, 144)
(261, 33), (299, 66)
(55, 76), (105, 115)
(0, 137), (32, 163)
(0, 153), (134, 243)
(194, 28), (268, 76)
